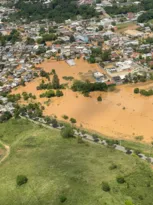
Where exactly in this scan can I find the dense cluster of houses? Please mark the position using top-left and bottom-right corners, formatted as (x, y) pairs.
(1, 1), (153, 114)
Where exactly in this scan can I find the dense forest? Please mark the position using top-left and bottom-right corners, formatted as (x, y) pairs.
(9, 0), (98, 23)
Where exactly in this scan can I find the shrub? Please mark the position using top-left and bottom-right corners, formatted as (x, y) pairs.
(77, 136), (84, 143)
(16, 175), (28, 186)
(135, 135), (143, 141)
(62, 76), (74, 81)
(62, 115), (69, 120)
(134, 88), (139, 94)
(40, 90), (55, 98)
(61, 126), (74, 138)
(70, 118), (76, 124)
(116, 176), (125, 184)
(83, 92), (90, 97)
(109, 164), (117, 170)
(125, 200), (135, 205)
(135, 149), (141, 155)
(102, 181), (110, 192)
(97, 96), (102, 101)
(60, 195), (67, 203)
(52, 118), (58, 128)
(56, 90), (63, 97)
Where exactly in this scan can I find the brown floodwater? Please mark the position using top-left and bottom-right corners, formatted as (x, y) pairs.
(13, 59), (153, 143)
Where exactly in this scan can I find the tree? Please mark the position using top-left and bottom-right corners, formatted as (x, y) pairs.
(56, 90), (63, 97)
(26, 37), (35, 45)
(52, 73), (60, 89)
(70, 118), (76, 124)
(134, 88), (139, 94)
(16, 175), (28, 186)
(61, 126), (74, 138)
(97, 96), (102, 101)
(0, 111), (12, 123)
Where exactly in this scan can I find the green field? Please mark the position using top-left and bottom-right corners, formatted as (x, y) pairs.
(0, 119), (153, 205)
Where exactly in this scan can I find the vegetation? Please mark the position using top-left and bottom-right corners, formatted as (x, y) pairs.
(40, 70), (50, 81)
(97, 96), (102, 101)
(102, 181), (110, 192)
(61, 126), (74, 138)
(70, 118), (77, 124)
(40, 89), (63, 98)
(0, 29), (21, 46)
(88, 48), (111, 64)
(17, 103), (43, 118)
(63, 76), (74, 81)
(22, 92), (36, 101)
(116, 176), (126, 184)
(16, 175), (28, 186)
(56, 90), (63, 97)
(0, 119), (153, 204)
(52, 73), (60, 89)
(0, 111), (12, 123)
(10, 0), (98, 23)
(7, 94), (21, 102)
(134, 88), (139, 94)
(62, 115), (69, 120)
(71, 80), (109, 94)
(40, 90), (56, 98)
(134, 88), (153, 96)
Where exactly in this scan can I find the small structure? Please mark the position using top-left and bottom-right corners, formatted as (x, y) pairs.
(66, 59), (76, 66)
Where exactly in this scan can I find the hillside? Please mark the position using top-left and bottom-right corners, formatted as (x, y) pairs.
(0, 119), (153, 205)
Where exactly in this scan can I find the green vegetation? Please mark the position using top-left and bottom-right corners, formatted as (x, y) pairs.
(70, 118), (77, 124)
(7, 94), (21, 102)
(22, 92), (36, 101)
(0, 29), (21, 46)
(0, 111), (12, 123)
(52, 73), (60, 89)
(62, 115), (69, 120)
(10, 0), (98, 23)
(0, 119), (153, 204)
(17, 103), (43, 118)
(56, 90), (64, 97)
(134, 88), (139, 94)
(138, 10), (153, 23)
(134, 88), (153, 96)
(16, 175), (28, 186)
(88, 48), (111, 64)
(71, 80), (109, 94)
(40, 70), (50, 81)
(40, 89), (63, 98)
(116, 176), (126, 184)
(97, 96), (102, 101)
(61, 126), (74, 138)
(62, 76), (74, 81)
(102, 181), (110, 192)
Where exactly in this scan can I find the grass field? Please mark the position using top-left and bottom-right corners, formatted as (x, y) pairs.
(0, 119), (153, 205)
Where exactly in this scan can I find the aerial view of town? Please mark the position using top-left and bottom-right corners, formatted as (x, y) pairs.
(1, 0), (153, 204)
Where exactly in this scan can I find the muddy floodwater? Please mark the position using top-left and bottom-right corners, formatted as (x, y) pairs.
(13, 59), (153, 143)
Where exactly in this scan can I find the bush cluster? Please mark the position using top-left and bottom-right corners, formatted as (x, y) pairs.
(22, 92), (36, 101)
(40, 90), (63, 98)
(71, 80), (110, 94)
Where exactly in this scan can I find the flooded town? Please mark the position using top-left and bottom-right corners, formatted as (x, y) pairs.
(1, 0), (153, 142)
